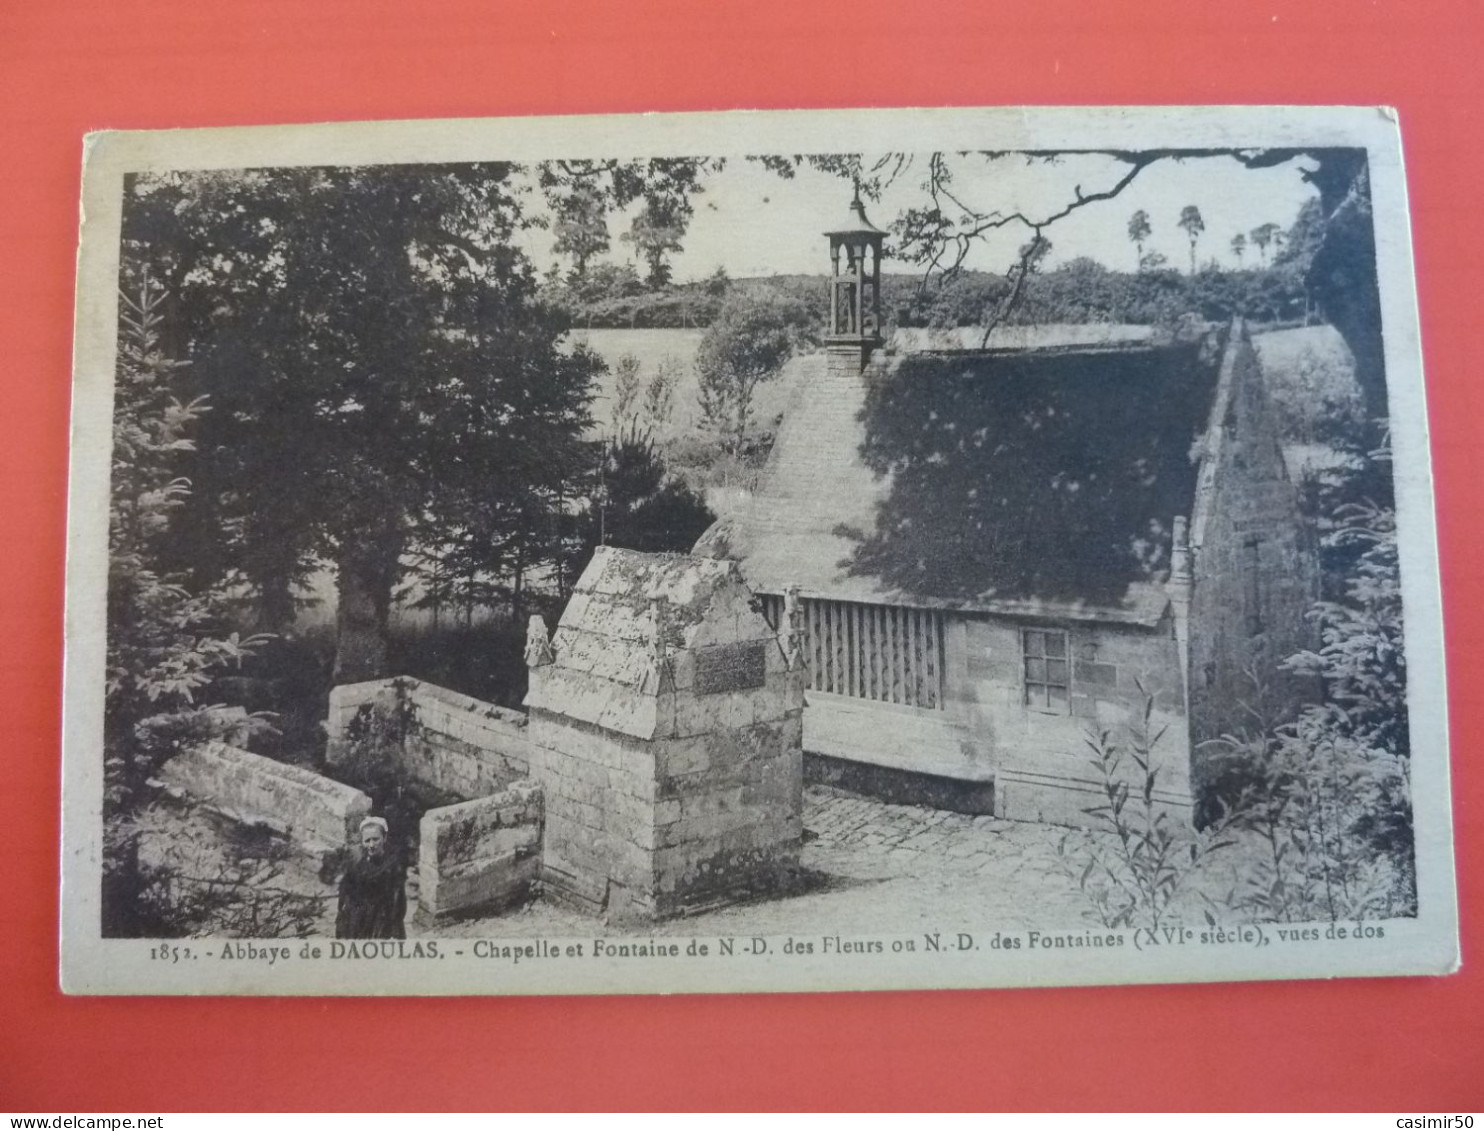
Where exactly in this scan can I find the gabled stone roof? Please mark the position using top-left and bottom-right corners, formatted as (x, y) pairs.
(700, 325), (1230, 626)
(523, 546), (769, 738)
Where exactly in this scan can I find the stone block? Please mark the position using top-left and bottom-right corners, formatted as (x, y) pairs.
(994, 761), (1193, 829)
(417, 783), (543, 919)
(161, 741), (371, 857)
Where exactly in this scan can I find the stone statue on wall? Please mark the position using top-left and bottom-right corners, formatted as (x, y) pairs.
(524, 614), (554, 668)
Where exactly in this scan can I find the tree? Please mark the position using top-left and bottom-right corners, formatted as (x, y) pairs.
(1177, 205), (1206, 275)
(586, 426), (715, 559)
(1250, 221), (1284, 265)
(1278, 199), (1326, 269)
(612, 353), (643, 429)
(1230, 232), (1247, 268)
(542, 155), (722, 293)
(121, 164), (599, 681)
(1127, 209), (1152, 269)
(105, 276), (269, 935)
(976, 234), (1052, 346)
(641, 358), (680, 433)
(761, 147), (1389, 420)
(624, 200), (687, 288)
(705, 265), (732, 297)
(551, 183), (610, 278)
(696, 290), (812, 453)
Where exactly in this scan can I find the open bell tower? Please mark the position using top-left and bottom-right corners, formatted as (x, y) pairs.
(825, 185), (887, 376)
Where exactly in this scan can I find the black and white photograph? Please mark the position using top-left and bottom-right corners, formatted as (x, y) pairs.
(60, 107), (1457, 994)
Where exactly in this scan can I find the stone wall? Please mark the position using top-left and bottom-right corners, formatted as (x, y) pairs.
(531, 705), (805, 921)
(801, 690), (967, 773)
(417, 782), (543, 920)
(326, 677), (532, 801)
(524, 712), (658, 916)
(993, 762), (1195, 827)
(655, 703), (803, 917)
(158, 741), (372, 857)
(1188, 325), (1320, 751)
(951, 611), (1192, 812)
(794, 606), (1191, 824)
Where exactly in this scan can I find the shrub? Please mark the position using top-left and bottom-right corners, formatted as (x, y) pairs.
(1058, 687), (1234, 932)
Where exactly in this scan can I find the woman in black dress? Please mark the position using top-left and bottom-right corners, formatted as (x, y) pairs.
(335, 816), (407, 939)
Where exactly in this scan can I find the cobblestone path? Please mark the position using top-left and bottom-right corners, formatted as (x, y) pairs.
(799, 785), (1093, 923)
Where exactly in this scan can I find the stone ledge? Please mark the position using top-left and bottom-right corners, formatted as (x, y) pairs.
(417, 782), (545, 919)
(158, 741), (371, 857)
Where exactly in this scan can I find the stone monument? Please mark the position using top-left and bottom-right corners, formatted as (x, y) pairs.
(524, 546), (805, 921)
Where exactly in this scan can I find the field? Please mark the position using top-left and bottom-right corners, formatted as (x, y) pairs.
(572, 327), (807, 441)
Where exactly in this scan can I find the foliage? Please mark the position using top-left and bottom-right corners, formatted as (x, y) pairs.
(538, 155), (723, 291)
(1203, 717), (1414, 924)
(584, 424), (716, 560)
(642, 358), (681, 432)
(122, 164), (601, 676)
(387, 616), (535, 711)
(1264, 340), (1367, 448)
(104, 277), (273, 936)
(660, 430), (776, 498)
(612, 353), (643, 428)
(107, 280), (265, 744)
(551, 182), (610, 277)
(1126, 209), (1152, 268)
(625, 200), (687, 287)
(564, 261), (646, 306)
(891, 261), (1307, 330)
(1177, 205), (1206, 275)
(704, 265), (732, 297)
(1284, 490), (1407, 760)
(565, 287), (722, 329)
(1058, 687), (1234, 932)
(335, 686), (420, 797)
(696, 289), (814, 453)
(125, 806), (330, 938)
(1250, 221), (1285, 265)
(1199, 445), (1414, 922)
(1277, 199), (1325, 272)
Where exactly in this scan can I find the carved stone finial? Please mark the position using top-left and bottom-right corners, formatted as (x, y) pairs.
(639, 597), (674, 696)
(1170, 516), (1192, 584)
(524, 614), (554, 668)
(782, 584), (806, 671)
(649, 596), (670, 662)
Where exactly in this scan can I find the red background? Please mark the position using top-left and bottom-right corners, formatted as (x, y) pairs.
(2, 0), (1479, 1111)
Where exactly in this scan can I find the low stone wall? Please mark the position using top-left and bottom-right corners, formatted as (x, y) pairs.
(158, 741), (372, 857)
(994, 759), (1194, 828)
(417, 782), (543, 919)
(327, 677), (533, 801)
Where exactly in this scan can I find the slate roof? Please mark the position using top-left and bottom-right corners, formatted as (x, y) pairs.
(700, 325), (1227, 626)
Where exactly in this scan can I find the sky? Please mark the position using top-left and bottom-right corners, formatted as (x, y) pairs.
(515, 150), (1321, 281)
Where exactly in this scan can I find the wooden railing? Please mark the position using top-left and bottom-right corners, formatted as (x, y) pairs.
(761, 595), (945, 710)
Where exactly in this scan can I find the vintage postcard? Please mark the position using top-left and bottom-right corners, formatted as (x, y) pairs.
(61, 106), (1458, 994)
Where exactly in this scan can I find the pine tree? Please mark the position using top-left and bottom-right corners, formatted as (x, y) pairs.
(105, 275), (268, 935)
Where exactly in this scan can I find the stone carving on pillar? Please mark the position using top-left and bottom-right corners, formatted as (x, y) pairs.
(782, 584), (806, 672)
(523, 614), (554, 668)
(1168, 515), (1193, 715)
(639, 596), (674, 696)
